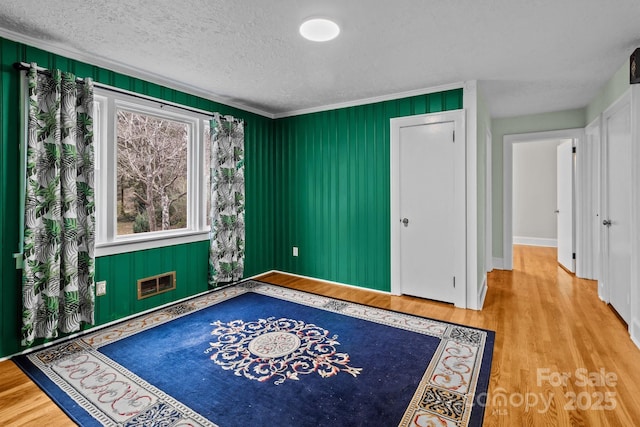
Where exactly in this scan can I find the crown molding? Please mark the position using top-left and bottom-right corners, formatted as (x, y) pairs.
(0, 27), (465, 121)
(0, 27), (275, 119)
(273, 81), (465, 119)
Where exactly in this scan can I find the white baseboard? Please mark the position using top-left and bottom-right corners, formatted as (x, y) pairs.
(492, 257), (506, 270)
(598, 281), (608, 303)
(513, 236), (557, 247)
(269, 270), (391, 295)
(247, 270), (277, 280)
(632, 319), (640, 351)
(478, 275), (488, 310)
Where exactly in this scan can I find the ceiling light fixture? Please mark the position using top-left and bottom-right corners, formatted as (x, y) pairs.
(299, 18), (340, 42)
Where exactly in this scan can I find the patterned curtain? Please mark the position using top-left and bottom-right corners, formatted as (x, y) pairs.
(208, 114), (245, 287)
(22, 64), (95, 346)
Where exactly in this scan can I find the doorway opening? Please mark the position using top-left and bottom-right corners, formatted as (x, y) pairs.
(503, 128), (585, 272)
(512, 138), (574, 271)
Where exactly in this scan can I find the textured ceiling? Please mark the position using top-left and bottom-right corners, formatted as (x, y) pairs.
(0, 0), (639, 118)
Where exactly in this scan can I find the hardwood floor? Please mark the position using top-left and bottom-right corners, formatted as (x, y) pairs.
(0, 360), (73, 426)
(258, 245), (640, 426)
(1, 245), (639, 426)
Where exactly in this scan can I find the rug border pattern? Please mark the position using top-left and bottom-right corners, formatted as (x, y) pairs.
(19, 280), (493, 426)
(26, 339), (214, 426)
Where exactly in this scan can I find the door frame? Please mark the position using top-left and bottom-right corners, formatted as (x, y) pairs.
(631, 85), (640, 347)
(584, 116), (602, 283)
(486, 128), (493, 273)
(390, 110), (466, 307)
(502, 128), (584, 270)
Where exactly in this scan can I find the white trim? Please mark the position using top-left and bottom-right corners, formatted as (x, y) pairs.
(94, 82), (215, 118)
(575, 132), (587, 278)
(485, 127), (493, 273)
(513, 236), (558, 247)
(246, 270), (277, 280)
(390, 109), (467, 307)
(631, 319), (640, 351)
(269, 270), (391, 295)
(589, 113), (607, 300)
(598, 292), (608, 303)
(582, 116), (602, 281)
(575, 120), (600, 280)
(0, 27), (275, 119)
(492, 257), (505, 270)
(96, 232), (210, 257)
(274, 82), (465, 119)
(1, 28), (468, 121)
(503, 138), (513, 270)
(93, 87), (212, 256)
(478, 274), (488, 310)
(503, 128), (584, 271)
(630, 84), (640, 346)
(464, 81), (479, 309)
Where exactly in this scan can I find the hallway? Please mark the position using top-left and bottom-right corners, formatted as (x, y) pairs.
(482, 245), (640, 425)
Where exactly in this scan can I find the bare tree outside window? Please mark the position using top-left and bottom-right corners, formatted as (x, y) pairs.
(116, 110), (188, 235)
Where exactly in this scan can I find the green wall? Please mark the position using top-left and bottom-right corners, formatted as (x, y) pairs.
(272, 90), (464, 291)
(0, 37), (275, 357)
(0, 35), (465, 358)
(586, 59), (630, 124)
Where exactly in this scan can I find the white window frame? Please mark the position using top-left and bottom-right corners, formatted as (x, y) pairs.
(94, 88), (211, 257)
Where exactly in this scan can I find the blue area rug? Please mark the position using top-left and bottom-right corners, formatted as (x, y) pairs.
(14, 280), (494, 426)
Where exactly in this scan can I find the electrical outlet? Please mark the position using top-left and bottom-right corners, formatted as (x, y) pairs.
(293, 246), (299, 257)
(96, 280), (107, 296)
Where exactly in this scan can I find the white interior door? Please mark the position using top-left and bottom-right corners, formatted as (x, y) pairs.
(557, 140), (575, 272)
(398, 122), (455, 303)
(603, 99), (632, 323)
(391, 111), (466, 307)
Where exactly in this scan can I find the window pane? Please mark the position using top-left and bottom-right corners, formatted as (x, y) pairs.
(116, 110), (188, 235)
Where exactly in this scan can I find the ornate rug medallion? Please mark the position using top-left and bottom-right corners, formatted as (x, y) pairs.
(247, 331), (301, 358)
(15, 281), (493, 426)
(206, 317), (362, 385)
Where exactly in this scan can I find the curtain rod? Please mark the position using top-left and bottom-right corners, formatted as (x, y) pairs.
(12, 61), (235, 121)
(14, 61), (85, 83)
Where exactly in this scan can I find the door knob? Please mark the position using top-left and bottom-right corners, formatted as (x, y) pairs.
(603, 219), (612, 226)
(401, 218), (409, 227)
